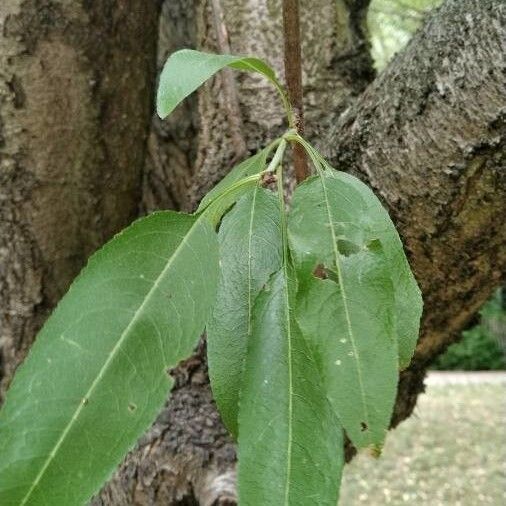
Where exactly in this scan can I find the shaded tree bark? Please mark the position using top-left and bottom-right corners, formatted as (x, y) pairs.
(141, 0), (374, 214)
(0, 0), (504, 505)
(0, 0), (160, 399)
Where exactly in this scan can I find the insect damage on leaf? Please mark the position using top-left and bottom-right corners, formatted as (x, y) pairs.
(312, 263), (328, 279)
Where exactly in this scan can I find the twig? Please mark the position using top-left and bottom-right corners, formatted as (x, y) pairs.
(282, 0), (309, 182)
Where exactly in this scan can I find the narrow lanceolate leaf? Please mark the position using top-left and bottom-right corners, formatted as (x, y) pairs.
(323, 168), (423, 369)
(289, 171), (399, 450)
(0, 212), (219, 506)
(157, 49), (286, 119)
(295, 248), (397, 451)
(238, 266), (344, 506)
(300, 144), (422, 368)
(197, 144), (276, 214)
(207, 187), (282, 436)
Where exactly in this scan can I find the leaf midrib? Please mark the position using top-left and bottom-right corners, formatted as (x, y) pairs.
(277, 182), (294, 506)
(319, 173), (372, 445)
(19, 216), (202, 506)
(246, 188), (258, 336)
(282, 261), (294, 506)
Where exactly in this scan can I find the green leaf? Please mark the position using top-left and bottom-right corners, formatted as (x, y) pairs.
(207, 187), (282, 436)
(295, 250), (398, 451)
(0, 211), (219, 506)
(197, 144), (276, 214)
(237, 267), (344, 505)
(289, 171), (400, 450)
(157, 49), (287, 119)
(294, 140), (422, 368)
(325, 170), (423, 369)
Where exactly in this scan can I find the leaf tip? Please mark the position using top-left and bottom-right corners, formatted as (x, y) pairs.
(367, 444), (383, 459)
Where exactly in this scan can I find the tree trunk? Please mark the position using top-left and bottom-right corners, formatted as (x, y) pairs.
(96, 0), (505, 504)
(0, 1), (160, 399)
(0, 0), (504, 504)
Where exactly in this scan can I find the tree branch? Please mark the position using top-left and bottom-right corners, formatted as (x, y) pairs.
(325, 0), (506, 425)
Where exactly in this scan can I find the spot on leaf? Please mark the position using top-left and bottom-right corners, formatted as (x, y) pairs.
(313, 263), (328, 279)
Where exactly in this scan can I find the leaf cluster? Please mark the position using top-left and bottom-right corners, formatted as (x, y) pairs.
(0, 50), (422, 505)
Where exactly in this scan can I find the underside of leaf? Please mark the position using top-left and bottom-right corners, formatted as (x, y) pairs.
(157, 49), (287, 120)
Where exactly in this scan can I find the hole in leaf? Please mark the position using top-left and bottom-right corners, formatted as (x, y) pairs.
(128, 403), (137, 412)
(365, 238), (382, 252)
(260, 172), (277, 187)
(313, 264), (327, 279)
(336, 239), (361, 257)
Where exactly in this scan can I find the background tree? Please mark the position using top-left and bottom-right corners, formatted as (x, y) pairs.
(0, 0), (504, 504)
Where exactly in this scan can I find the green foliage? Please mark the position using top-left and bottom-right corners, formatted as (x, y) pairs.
(0, 50), (422, 505)
(433, 292), (506, 371)
(0, 211), (219, 505)
(287, 147), (422, 369)
(287, 152), (421, 451)
(237, 269), (344, 505)
(157, 49), (291, 122)
(207, 187), (282, 436)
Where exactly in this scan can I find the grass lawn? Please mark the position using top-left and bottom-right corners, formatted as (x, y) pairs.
(340, 380), (506, 505)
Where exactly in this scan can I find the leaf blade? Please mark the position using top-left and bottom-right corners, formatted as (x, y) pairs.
(207, 187), (282, 436)
(157, 49), (284, 119)
(289, 171), (400, 449)
(296, 251), (398, 450)
(293, 139), (422, 367)
(237, 268), (344, 506)
(0, 211), (219, 505)
(326, 169), (423, 369)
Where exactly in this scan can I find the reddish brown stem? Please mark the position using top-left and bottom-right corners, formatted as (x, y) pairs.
(282, 0), (309, 182)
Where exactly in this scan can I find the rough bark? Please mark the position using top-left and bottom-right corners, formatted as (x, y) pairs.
(96, 0), (505, 504)
(141, 0), (199, 214)
(0, 0), (160, 398)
